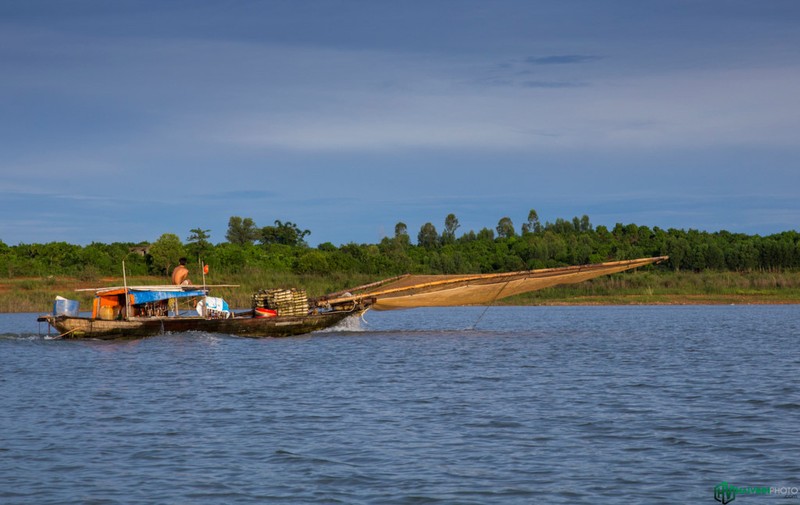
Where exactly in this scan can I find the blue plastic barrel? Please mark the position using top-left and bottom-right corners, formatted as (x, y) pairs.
(53, 298), (80, 317)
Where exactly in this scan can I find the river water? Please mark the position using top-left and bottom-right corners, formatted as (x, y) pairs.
(1, 305), (799, 504)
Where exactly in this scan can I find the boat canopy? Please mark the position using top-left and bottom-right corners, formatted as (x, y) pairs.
(89, 286), (209, 319)
(93, 287), (207, 305)
(129, 289), (207, 305)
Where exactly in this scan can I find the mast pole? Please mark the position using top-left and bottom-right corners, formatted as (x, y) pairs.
(201, 258), (207, 292)
(200, 258), (207, 318)
(122, 260), (130, 320)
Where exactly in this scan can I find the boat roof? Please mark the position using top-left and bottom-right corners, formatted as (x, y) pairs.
(75, 284), (238, 294)
(74, 284), (239, 306)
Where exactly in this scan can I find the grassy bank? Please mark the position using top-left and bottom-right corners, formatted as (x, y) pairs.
(3, 270), (800, 314)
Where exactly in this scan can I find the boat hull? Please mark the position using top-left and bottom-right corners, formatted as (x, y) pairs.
(38, 311), (360, 340)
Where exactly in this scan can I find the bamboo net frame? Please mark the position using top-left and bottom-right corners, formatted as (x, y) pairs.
(320, 256), (668, 310)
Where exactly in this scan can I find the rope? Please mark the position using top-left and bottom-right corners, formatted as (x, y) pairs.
(55, 328), (77, 340)
(468, 279), (512, 330)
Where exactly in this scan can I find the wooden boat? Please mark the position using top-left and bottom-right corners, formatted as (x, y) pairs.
(38, 256), (667, 340)
(38, 284), (366, 340)
(38, 309), (359, 340)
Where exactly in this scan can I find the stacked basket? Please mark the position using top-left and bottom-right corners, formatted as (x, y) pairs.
(252, 288), (309, 317)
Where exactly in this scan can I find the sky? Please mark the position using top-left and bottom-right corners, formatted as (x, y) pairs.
(1, 0), (799, 247)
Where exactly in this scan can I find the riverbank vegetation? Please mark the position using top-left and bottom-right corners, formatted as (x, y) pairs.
(2, 212), (799, 312)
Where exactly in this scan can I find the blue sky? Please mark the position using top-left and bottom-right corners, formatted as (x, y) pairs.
(2, 0), (799, 247)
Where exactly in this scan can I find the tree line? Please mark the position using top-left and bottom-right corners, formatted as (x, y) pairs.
(1, 212), (798, 280)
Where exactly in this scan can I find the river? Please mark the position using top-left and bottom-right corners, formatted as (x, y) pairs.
(1, 305), (799, 503)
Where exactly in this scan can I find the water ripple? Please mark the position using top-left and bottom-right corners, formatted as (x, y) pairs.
(1, 306), (799, 503)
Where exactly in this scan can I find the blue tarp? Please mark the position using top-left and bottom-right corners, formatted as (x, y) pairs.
(130, 289), (206, 305)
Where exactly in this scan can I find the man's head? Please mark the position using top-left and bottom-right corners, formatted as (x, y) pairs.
(179, 257), (187, 266)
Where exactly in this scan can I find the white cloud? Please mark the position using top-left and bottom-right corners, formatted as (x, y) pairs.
(208, 56), (800, 153)
(5, 24), (797, 156)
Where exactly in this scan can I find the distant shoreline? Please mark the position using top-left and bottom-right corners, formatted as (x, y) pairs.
(2, 272), (799, 313)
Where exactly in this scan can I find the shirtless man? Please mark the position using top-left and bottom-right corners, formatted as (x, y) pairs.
(171, 257), (192, 285)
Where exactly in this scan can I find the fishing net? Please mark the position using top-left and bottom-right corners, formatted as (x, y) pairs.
(321, 256), (667, 310)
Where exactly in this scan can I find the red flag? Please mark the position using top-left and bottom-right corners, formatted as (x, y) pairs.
(203, 264), (209, 274)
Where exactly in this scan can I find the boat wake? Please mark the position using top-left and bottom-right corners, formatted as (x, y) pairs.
(0, 332), (69, 341)
(317, 315), (366, 333)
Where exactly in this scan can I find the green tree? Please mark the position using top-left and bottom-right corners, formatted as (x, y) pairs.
(496, 217), (516, 239)
(394, 222), (408, 238)
(548, 218), (575, 235)
(442, 214), (460, 245)
(705, 242), (726, 270)
(393, 222), (410, 247)
(726, 239), (759, 271)
(260, 220), (310, 247)
(148, 233), (185, 275)
(476, 227), (495, 241)
(418, 222), (439, 249)
(579, 214), (592, 233)
(522, 209), (541, 235)
(226, 216), (259, 245)
(80, 242), (121, 277)
(666, 235), (690, 271)
(294, 250), (330, 275)
(187, 228), (212, 259)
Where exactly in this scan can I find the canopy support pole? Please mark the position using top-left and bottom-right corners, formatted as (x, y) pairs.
(122, 260), (130, 321)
